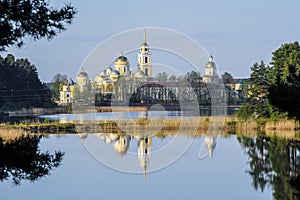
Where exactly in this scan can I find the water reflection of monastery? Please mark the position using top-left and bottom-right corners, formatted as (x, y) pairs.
(204, 136), (217, 158)
(79, 132), (217, 179)
(79, 133), (152, 179)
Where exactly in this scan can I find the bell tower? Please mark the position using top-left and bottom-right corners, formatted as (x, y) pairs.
(138, 30), (152, 77)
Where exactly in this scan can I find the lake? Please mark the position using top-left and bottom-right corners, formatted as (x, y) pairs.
(1, 110), (299, 200)
(38, 109), (238, 122)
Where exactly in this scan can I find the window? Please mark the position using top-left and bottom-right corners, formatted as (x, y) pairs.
(145, 48), (148, 51)
(67, 94), (69, 98)
(145, 57), (148, 63)
(145, 68), (148, 76)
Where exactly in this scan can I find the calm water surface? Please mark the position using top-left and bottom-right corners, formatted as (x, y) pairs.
(38, 109), (238, 122)
(1, 132), (286, 200)
(1, 110), (299, 199)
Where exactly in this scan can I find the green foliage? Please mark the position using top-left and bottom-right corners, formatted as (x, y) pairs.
(0, 0), (77, 51)
(168, 74), (177, 81)
(222, 72), (234, 84)
(155, 72), (168, 82)
(238, 136), (300, 199)
(185, 71), (202, 83)
(51, 73), (68, 100)
(238, 61), (286, 120)
(239, 79), (251, 102)
(268, 42), (300, 119)
(236, 104), (255, 120)
(271, 42), (300, 85)
(238, 42), (300, 119)
(224, 85), (237, 104)
(0, 54), (53, 110)
(237, 61), (272, 119)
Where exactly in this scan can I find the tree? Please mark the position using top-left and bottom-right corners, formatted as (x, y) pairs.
(155, 72), (168, 82)
(185, 71), (202, 82)
(269, 42), (300, 119)
(238, 135), (300, 200)
(222, 72), (234, 84)
(0, 134), (64, 185)
(237, 41), (300, 120)
(168, 74), (177, 82)
(221, 72), (235, 103)
(0, 0), (77, 51)
(271, 42), (300, 85)
(237, 61), (280, 119)
(0, 54), (53, 110)
(248, 61), (271, 118)
(51, 73), (68, 100)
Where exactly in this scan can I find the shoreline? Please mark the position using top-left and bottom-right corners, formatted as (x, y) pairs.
(1, 116), (300, 140)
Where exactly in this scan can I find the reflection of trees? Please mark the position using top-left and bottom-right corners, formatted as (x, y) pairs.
(0, 135), (64, 185)
(238, 136), (300, 199)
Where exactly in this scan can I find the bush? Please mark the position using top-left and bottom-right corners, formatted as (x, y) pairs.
(236, 104), (254, 120)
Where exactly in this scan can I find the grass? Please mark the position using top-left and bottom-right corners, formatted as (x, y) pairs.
(1, 116), (300, 140)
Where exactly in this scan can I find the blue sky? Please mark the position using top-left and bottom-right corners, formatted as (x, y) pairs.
(2, 0), (300, 82)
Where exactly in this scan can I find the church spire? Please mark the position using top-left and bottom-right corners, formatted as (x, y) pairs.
(144, 29), (147, 43)
(209, 54), (213, 62)
(144, 167), (147, 181)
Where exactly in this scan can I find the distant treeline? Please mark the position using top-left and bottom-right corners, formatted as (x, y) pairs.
(0, 54), (54, 111)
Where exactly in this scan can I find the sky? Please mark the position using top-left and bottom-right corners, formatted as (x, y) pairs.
(1, 0), (300, 82)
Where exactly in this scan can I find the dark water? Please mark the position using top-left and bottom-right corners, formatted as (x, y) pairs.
(1, 131), (299, 200)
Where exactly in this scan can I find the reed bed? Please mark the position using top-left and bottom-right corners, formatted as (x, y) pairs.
(266, 119), (297, 131)
(1, 116), (300, 140)
(0, 128), (30, 143)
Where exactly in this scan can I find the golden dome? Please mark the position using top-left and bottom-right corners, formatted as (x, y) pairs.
(78, 69), (89, 79)
(115, 55), (128, 63)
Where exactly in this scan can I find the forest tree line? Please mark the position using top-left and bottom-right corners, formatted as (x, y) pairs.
(0, 54), (54, 110)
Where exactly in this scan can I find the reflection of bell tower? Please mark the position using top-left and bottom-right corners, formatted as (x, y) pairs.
(138, 30), (152, 77)
(138, 137), (152, 180)
(114, 135), (131, 156)
(205, 136), (216, 158)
